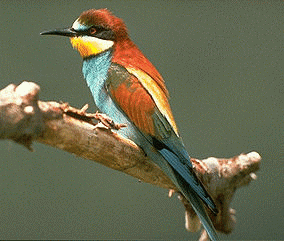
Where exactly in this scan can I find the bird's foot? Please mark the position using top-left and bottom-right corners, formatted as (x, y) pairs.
(94, 111), (127, 130)
(61, 103), (127, 130)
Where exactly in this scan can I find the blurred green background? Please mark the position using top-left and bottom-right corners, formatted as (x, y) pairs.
(0, 0), (283, 240)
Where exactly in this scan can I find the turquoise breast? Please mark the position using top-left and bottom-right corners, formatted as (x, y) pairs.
(82, 50), (138, 140)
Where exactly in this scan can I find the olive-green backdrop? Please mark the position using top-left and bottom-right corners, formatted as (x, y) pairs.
(0, 0), (283, 240)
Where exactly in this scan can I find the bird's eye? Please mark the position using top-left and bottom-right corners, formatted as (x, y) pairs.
(89, 27), (96, 35)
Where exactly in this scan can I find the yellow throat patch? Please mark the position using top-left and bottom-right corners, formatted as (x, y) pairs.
(70, 36), (114, 58)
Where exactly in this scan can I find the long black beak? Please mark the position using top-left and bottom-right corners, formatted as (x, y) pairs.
(40, 28), (77, 37)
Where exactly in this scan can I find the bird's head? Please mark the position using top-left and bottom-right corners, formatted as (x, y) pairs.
(41, 9), (128, 58)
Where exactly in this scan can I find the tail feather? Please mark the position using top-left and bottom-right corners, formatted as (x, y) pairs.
(156, 147), (219, 241)
(173, 169), (219, 241)
(158, 146), (218, 214)
(136, 133), (219, 240)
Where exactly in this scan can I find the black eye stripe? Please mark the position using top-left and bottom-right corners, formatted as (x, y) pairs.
(94, 30), (115, 40)
(72, 26), (115, 41)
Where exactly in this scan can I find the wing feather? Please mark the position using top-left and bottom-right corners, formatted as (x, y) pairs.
(106, 63), (219, 239)
(107, 65), (156, 136)
(107, 63), (179, 139)
(126, 67), (179, 137)
(106, 62), (218, 215)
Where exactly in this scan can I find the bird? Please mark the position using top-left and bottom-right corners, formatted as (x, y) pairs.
(41, 9), (219, 240)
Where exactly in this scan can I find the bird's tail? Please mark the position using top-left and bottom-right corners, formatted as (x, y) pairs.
(158, 149), (219, 241)
(143, 144), (219, 240)
(139, 135), (219, 240)
(173, 169), (219, 241)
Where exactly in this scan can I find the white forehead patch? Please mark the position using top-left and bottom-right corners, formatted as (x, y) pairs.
(72, 19), (89, 31)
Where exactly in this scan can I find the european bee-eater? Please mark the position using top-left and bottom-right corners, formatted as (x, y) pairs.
(41, 9), (218, 240)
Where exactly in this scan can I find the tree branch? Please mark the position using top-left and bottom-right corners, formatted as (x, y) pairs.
(0, 81), (261, 240)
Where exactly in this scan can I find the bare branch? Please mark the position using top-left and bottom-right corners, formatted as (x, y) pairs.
(0, 81), (261, 239)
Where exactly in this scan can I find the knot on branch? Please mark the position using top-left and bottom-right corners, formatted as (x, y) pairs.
(0, 82), (44, 150)
(178, 152), (261, 240)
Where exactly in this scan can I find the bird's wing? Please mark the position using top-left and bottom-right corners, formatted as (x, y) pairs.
(106, 63), (178, 139)
(106, 63), (219, 240)
(105, 63), (217, 213)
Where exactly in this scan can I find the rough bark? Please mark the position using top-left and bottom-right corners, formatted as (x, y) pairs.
(0, 81), (261, 240)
